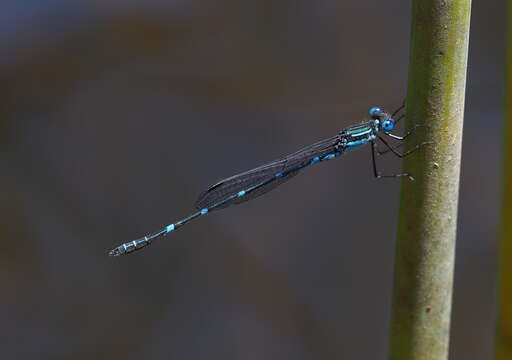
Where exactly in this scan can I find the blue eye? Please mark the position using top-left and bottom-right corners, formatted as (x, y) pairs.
(382, 119), (394, 132)
(369, 106), (383, 118)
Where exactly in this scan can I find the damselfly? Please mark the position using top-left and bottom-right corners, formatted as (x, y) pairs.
(109, 105), (426, 256)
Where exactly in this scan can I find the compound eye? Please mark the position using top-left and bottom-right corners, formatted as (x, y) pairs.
(382, 119), (395, 132)
(369, 106), (383, 119)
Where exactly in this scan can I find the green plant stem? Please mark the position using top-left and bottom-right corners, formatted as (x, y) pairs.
(388, 1), (471, 359)
(496, 1), (512, 359)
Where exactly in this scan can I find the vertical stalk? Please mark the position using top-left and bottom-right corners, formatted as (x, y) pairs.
(496, 1), (512, 359)
(388, 1), (471, 359)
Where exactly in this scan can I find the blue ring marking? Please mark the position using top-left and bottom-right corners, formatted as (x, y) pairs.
(322, 153), (336, 160)
(275, 172), (283, 178)
(310, 156), (320, 164)
(166, 224), (175, 233)
(200, 208), (209, 215)
(237, 190), (246, 197)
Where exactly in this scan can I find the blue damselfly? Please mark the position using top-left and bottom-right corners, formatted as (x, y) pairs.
(109, 105), (426, 256)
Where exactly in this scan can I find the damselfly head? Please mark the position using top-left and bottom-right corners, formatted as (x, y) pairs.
(369, 106), (395, 132)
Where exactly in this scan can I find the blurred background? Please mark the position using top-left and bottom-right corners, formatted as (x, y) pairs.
(1, 1), (502, 359)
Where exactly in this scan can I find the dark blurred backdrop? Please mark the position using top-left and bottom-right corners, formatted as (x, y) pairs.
(1, 1), (503, 359)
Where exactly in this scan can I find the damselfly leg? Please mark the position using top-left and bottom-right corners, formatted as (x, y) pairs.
(391, 100), (406, 119)
(376, 142), (404, 156)
(377, 135), (432, 158)
(377, 101), (428, 155)
(370, 101), (430, 180)
(370, 141), (414, 181)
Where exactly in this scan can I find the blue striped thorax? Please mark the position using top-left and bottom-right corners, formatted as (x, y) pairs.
(340, 122), (377, 151)
(338, 106), (395, 152)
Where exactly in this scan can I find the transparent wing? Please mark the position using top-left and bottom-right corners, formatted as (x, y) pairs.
(195, 135), (340, 210)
